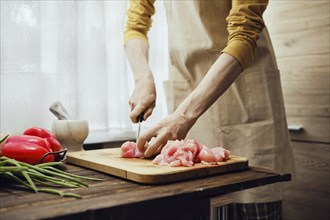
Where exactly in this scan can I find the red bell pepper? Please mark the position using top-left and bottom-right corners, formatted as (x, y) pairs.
(23, 127), (62, 152)
(2, 135), (55, 164)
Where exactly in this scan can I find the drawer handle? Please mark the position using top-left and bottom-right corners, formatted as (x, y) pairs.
(288, 125), (304, 132)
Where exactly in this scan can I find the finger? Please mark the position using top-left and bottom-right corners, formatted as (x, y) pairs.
(128, 99), (135, 111)
(130, 105), (145, 123)
(136, 133), (149, 153)
(128, 101), (138, 123)
(155, 144), (163, 155)
(144, 134), (169, 158)
(136, 126), (159, 154)
(143, 106), (154, 120)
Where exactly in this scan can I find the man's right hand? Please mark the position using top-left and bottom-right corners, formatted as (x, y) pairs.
(129, 76), (156, 123)
(125, 39), (156, 123)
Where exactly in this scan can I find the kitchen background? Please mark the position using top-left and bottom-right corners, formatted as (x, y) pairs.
(1, 1), (329, 220)
(264, 1), (329, 219)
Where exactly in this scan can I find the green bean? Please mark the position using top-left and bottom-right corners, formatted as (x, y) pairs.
(37, 188), (65, 196)
(27, 168), (85, 187)
(1, 158), (22, 166)
(0, 161), (13, 166)
(7, 158), (38, 192)
(0, 156), (11, 161)
(33, 178), (79, 188)
(28, 172), (81, 188)
(14, 160), (91, 185)
(43, 166), (102, 181)
(3, 158), (88, 186)
(0, 156), (102, 199)
(37, 188), (82, 199)
(22, 170), (38, 192)
(24, 164), (89, 187)
(34, 178), (60, 187)
(3, 171), (34, 190)
(36, 162), (63, 167)
(0, 166), (28, 172)
(62, 192), (83, 199)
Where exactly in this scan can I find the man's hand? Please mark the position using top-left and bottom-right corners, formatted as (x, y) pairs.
(129, 77), (156, 123)
(125, 39), (156, 123)
(136, 111), (197, 158)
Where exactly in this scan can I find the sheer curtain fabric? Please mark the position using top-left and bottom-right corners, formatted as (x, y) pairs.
(0, 1), (168, 143)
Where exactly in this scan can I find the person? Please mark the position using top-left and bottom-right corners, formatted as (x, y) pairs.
(124, 0), (294, 219)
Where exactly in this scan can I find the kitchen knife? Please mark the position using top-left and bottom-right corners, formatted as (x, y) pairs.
(137, 113), (144, 140)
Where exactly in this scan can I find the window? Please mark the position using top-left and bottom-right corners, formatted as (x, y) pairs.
(0, 1), (168, 143)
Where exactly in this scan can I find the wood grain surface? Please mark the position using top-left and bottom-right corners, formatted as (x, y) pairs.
(66, 148), (249, 184)
(0, 164), (291, 220)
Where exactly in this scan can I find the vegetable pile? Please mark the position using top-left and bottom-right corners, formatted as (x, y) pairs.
(1, 127), (65, 164)
(0, 126), (102, 198)
(0, 156), (101, 198)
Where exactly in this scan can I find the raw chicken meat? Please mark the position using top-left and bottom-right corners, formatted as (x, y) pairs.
(120, 139), (230, 167)
(197, 145), (230, 164)
(120, 141), (144, 158)
(153, 139), (230, 167)
(152, 139), (202, 166)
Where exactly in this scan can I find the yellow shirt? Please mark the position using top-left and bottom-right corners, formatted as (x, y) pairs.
(124, 0), (268, 69)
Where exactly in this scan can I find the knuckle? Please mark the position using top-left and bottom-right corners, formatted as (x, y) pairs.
(139, 134), (148, 142)
(169, 130), (178, 140)
(171, 134), (178, 140)
(148, 93), (156, 102)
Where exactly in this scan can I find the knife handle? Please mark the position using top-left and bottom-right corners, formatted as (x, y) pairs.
(138, 113), (144, 122)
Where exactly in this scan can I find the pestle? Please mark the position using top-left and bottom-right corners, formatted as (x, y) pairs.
(49, 101), (72, 120)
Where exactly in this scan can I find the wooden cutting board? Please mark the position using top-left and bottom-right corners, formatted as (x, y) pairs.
(66, 148), (249, 184)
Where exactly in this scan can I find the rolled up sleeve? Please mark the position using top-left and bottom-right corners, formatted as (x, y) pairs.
(124, 0), (156, 45)
(222, 0), (268, 69)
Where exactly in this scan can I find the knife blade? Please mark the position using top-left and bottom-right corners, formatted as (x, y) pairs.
(137, 113), (144, 140)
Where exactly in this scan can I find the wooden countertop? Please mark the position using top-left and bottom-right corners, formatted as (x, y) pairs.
(0, 164), (291, 220)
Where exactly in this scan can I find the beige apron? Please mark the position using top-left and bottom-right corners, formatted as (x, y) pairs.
(163, 1), (295, 203)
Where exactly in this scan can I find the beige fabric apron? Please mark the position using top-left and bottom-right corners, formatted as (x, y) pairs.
(163, 1), (295, 203)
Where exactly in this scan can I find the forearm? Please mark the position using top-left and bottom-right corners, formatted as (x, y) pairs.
(125, 39), (154, 83)
(125, 39), (156, 123)
(175, 53), (243, 121)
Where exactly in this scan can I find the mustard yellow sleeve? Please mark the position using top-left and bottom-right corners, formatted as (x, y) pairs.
(222, 0), (268, 69)
(124, 0), (156, 45)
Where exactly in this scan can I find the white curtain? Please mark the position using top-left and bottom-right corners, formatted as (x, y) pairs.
(0, 1), (168, 143)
